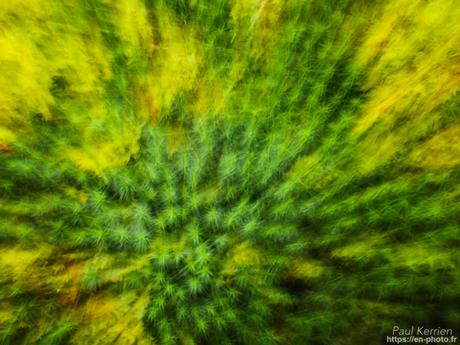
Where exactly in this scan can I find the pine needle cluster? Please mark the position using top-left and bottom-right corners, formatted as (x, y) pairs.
(0, 0), (459, 344)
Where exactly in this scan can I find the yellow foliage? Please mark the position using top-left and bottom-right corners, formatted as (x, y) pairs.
(66, 129), (141, 175)
(72, 292), (152, 345)
(355, 2), (404, 68)
(285, 152), (337, 189)
(0, 0), (143, 174)
(250, 0), (285, 59)
(357, 132), (400, 174)
(230, 0), (261, 20)
(365, 0), (459, 128)
(59, 262), (83, 305)
(192, 79), (226, 116)
(82, 254), (114, 273)
(332, 234), (384, 260)
(146, 5), (202, 118)
(0, 304), (13, 325)
(0, 1), (112, 127)
(0, 0), (51, 18)
(223, 242), (261, 276)
(288, 259), (325, 279)
(351, 0), (460, 171)
(0, 26), (55, 122)
(50, 32), (110, 95)
(0, 246), (51, 280)
(111, 0), (153, 60)
(64, 187), (88, 204)
(391, 244), (456, 271)
(0, 127), (15, 144)
(410, 124), (460, 170)
(286, 152), (321, 180)
(103, 255), (150, 284)
(84, 294), (117, 318)
(150, 233), (187, 257)
(231, 0), (286, 61)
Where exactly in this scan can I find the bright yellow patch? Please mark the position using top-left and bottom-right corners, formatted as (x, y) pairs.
(0, 26), (55, 121)
(351, 0), (460, 171)
(391, 244), (456, 271)
(410, 124), (460, 170)
(111, 0), (153, 60)
(66, 123), (142, 175)
(224, 242), (261, 276)
(332, 234), (384, 260)
(0, 305), (13, 325)
(146, 5), (202, 118)
(288, 259), (325, 279)
(73, 292), (152, 345)
(286, 152), (321, 180)
(0, 246), (51, 280)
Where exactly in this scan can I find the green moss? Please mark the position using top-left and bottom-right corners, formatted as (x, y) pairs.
(0, 0), (459, 344)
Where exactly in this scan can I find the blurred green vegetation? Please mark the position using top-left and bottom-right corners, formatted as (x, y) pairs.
(0, 0), (459, 344)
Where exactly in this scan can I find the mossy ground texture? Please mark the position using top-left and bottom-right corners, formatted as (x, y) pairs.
(0, 0), (459, 344)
